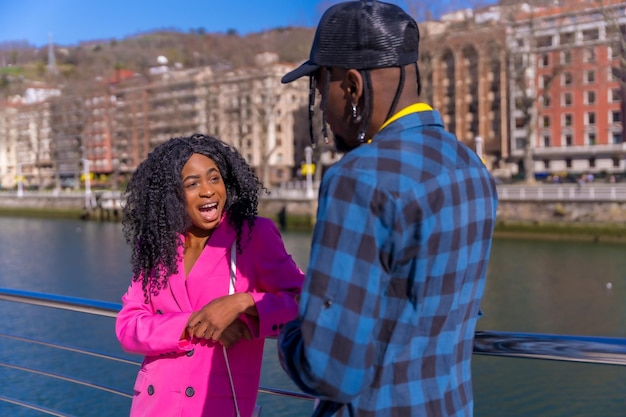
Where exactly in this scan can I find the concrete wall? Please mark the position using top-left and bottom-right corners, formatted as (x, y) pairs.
(497, 201), (626, 224)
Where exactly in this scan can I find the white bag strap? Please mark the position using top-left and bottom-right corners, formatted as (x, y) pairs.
(224, 241), (241, 417)
(228, 241), (236, 295)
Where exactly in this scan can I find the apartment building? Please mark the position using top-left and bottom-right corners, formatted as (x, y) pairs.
(4, 1), (624, 189)
(0, 53), (311, 190)
(508, 0), (626, 178)
(421, 7), (509, 171)
(0, 85), (59, 189)
(110, 52), (310, 187)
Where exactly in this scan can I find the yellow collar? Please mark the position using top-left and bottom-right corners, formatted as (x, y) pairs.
(365, 103), (433, 144)
(379, 102), (434, 131)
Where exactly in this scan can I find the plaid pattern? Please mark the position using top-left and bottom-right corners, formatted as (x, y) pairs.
(279, 109), (498, 417)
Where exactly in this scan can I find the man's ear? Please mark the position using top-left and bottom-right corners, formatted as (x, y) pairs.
(345, 69), (363, 101)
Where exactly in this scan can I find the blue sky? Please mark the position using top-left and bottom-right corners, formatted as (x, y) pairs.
(0, 0), (494, 47)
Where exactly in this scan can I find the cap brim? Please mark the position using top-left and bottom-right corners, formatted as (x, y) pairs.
(281, 62), (319, 83)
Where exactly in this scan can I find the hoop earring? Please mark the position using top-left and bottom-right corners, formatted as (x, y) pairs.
(351, 104), (362, 123)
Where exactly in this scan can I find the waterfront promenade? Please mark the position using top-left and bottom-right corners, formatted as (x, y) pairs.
(1, 182), (626, 224)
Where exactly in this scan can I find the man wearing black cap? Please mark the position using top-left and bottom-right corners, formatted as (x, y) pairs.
(278, 1), (498, 416)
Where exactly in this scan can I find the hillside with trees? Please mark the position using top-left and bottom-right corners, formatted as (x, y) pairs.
(0, 26), (316, 97)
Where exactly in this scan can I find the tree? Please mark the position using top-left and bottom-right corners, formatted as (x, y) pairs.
(505, 5), (567, 183)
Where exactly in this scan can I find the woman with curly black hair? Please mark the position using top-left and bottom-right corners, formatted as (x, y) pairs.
(115, 134), (304, 417)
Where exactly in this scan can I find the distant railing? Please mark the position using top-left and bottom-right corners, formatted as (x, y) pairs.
(266, 180), (321, 200)
(496, 183), (626, 202)
(264, 182), (626, 202)
(3, 182), (626, 203)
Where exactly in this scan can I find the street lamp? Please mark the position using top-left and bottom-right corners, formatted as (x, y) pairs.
(475, 136), (484, 162)
(16, 163), (23, 198)
(83, 158), (92, 209)
(304, 146), (314, 198)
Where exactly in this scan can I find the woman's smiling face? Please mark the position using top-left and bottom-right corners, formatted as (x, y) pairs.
(181, 153), (227, 236)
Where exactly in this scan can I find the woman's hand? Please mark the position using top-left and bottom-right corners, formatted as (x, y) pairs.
(185, 293), (255, 341)
(218, 320), (252, 348)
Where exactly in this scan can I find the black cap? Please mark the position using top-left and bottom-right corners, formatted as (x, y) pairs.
(281, 0), (420, 84)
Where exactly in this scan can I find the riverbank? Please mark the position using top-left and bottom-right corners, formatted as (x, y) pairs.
(0, 207), (87, 219)
(494, 220), (626, 243)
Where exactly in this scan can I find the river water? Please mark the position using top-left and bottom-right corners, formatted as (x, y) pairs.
(0, 216), (624, 416)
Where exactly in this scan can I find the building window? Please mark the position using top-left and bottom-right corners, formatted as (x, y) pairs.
(584, 48), (596, 62)
(585, 70), (596, 84)
(610, 67), (622, 82)
(565, 134), (573, 146)
(539, 74), (551, 88)
(611, 88), (622, 102)
(562, 72), (573, 86)
(564, 114), (573, 127)
(611, 111), (621, 124)
(587, 132), (597, 145)
(586, 112), (596, 125)
(560, 32), (575, 45)
(582, 28), (599, 41)
(613, 157), (621, 167)
(543, 135), (551, 147)
(589, 157), (596, 168)
(610, 46), (620, 60)
(561, 50), (572, 65)
(539, 53), (550, 67)
(612, 132), (622, 144)
(543, 160), (550, 169)
(540, 94), (551, 107)
(563, 92), (573, 106)
(515, 117), (526, 128)
(537, 35), (553, 48)
(515, 138), (525, 149)
(566, 158), (572, 168)
(585, 90), (596, 105)
(543, 115), (551, 128)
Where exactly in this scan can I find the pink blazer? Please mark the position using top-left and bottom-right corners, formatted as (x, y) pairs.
(115, 217), (304, 417)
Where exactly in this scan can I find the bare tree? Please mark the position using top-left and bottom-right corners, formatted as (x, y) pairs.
(49, 91), (88, 190)
(505, 6), (567, 183)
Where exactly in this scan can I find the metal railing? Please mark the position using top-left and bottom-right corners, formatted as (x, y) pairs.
(3, 183), (626, 204)
(264, 182), (626, 202)
(1, 287), (626, 416)
(496, 183), (626, 202)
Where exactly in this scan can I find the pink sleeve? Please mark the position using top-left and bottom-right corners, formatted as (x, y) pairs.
(242, 218), (305, 338)
(115, 279), (194, 355)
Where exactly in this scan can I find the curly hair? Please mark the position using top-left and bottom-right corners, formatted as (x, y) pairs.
(122, 133), (265, 302)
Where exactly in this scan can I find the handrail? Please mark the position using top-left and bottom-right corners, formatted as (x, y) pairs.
(0, 287), (316, 404)
(1, 287), (626, 366)
(474, 331), (626, 366)
(1, 287), (626, 416)
(0, 288), (120, 317)
(0, 395), (76, 417)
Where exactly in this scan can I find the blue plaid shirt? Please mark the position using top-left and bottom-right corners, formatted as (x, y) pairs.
(279, 107), (498, 417)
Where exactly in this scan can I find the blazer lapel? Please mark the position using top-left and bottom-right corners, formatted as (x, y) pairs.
(168, 217), (237, 311)
(167, 236), (192, 312)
